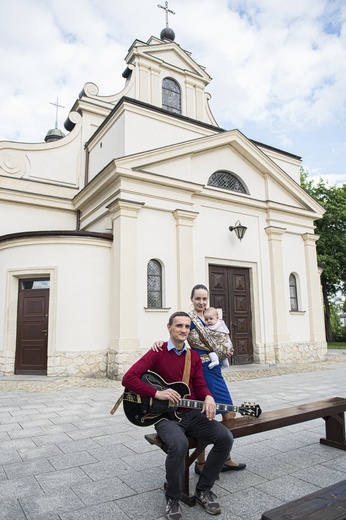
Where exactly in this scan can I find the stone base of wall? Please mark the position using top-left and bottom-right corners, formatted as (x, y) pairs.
(0, 341), (329, 378)
(261, 341), (328, 365)
(107, 349), (143, 379)
(48, 350), (109, 377)
(0, 350), (16, 375)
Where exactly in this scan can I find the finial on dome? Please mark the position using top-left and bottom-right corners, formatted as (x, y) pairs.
(45, 97), (65, 142)
(157, 1), (176, 41)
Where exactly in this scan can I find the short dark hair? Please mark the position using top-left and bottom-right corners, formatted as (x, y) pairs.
(168, 311), (190, 325)
(190, 284), (208, 298)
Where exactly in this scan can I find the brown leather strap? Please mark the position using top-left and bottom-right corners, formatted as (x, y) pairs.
(109, 393), (123, 415)
(182, 347), (191, 385)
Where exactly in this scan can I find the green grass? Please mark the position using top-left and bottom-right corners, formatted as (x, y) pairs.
(328, 342), (346, 349)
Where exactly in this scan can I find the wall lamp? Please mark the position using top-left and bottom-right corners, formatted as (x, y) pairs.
(229, 220), (247, 241)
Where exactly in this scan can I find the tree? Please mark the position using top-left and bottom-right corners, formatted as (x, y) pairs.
(300, 168), (346, 341)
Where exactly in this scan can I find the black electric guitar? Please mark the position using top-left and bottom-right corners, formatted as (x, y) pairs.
(123, 371), (262, 427)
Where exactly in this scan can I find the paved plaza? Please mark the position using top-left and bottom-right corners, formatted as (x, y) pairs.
(1, 354), (346, 520)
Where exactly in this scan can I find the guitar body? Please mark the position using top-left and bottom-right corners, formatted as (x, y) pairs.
(123, 371), (190, 427)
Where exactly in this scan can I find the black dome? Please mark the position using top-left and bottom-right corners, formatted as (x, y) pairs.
(160, 27), (175, 41)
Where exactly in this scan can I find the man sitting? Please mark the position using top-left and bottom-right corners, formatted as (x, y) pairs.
(122, 311), (233, 519)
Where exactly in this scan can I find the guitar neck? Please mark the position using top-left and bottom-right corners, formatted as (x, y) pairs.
(178, 398), (237, 413)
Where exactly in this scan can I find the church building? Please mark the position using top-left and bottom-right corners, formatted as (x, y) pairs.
(0, 22), (326, 378)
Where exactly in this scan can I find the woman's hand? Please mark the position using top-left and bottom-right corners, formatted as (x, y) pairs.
(150, 341), (164, 352)
(202, 395), (217, 420)
(155, 388), (181, 404)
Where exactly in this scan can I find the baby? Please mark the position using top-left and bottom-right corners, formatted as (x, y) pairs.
(204, 307), (234, 369)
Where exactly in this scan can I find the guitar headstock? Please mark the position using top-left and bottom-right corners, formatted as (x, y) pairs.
(239, 402), (262, 418)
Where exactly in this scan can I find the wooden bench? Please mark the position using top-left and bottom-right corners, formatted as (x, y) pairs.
(145, 397), (346, 506)
(261, 479), (346, 519)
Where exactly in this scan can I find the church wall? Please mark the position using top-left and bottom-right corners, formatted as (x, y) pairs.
(136, 207), (179, 350)
(1, 200), (76, 236)
(0, 237), (111, 377)
(87, 112), (126, 182)
(282, 232), (310, 342)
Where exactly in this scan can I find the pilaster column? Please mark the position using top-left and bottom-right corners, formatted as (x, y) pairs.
(108, 199), (144, 354)
(302, 233), (326, 342)
(173, 209), (199, 309)
(265, 226), (289, 343)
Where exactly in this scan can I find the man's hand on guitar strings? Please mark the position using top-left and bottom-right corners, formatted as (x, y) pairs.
(155, 388), (181, 404)
(202, 395), (217, 420)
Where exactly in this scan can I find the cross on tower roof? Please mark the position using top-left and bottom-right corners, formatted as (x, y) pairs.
(49, 97), (65, 129)
(157, 1), (175, 28)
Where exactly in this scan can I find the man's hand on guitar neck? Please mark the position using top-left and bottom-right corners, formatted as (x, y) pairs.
(155, 388), (181, 404)
(202, 395), (217, 421)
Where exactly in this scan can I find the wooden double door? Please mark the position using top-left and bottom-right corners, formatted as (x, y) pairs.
(209, 265), (253, 364)
(15, 279), (50, 374)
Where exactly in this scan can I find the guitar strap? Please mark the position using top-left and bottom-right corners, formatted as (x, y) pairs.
(110, 393), (123, 415)
(181, 347), (191, 385)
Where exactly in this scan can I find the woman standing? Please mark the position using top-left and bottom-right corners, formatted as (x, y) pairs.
(188, 284), (245, 473)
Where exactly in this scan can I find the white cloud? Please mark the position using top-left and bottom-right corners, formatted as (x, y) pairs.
(0, 0), (345, 184)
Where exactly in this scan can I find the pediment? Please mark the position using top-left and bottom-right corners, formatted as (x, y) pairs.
(114, 130), (324, 217)
(125, 37), (212, 84)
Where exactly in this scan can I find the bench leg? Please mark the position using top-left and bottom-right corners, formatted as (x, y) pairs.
(320, 412), (346, 450)
(181, 444), (206, 506)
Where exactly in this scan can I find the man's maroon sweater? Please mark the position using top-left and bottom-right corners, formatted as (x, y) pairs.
(122, 342), (212, 402)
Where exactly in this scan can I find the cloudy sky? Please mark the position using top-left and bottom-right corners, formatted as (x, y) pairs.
(1, 0), (345, 185)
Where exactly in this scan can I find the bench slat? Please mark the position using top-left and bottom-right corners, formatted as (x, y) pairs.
(222, 397), (346, 441)
(261, 479), (346, 519)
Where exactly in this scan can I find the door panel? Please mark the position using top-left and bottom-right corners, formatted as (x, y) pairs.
(15, 283), (49, 374)
(209, 265), (253, 364)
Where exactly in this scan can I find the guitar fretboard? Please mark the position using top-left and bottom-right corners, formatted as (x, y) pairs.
(179, 399), (237, 413)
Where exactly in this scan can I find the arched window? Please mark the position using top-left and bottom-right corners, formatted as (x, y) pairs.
(147, 259), (163, 308)
(207, 171), (248, 194)
(289, 273), (299, 311)
(162, 78), (181, 114)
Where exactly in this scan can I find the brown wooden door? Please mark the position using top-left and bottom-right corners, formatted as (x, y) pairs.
(15, 280), (49, 374)
(209, 265), (253, 364)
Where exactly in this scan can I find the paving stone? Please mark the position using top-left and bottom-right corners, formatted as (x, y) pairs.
(48, 450), (98, 470)
(8, 427), (45, 439)
(87, 443), (135, 462)
(57, 438), (101, 453)
(221, 487), (283, 520)
(33, 432), (73, 446)
(81, 458), (134, 481)
(0, 499), (27, 520)
(0, 475), (43, 500)
(72, 476), (133, 505)
(35, 467), (92, 492)
(4, 458), (55, 480)
(18, 444), (65, 461)
(60, 500), (131, 520)
(255, 474), (321, 502)
(115, 489), (166, 520)
(19, 489), (85, 519)
(291, 463), (346, 488)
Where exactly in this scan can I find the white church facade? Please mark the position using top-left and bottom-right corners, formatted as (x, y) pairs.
(0, 30), (327, 378)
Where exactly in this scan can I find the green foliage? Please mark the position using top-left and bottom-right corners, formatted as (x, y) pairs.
(329, 301), (345, 340)
(300, 167), (346, 296)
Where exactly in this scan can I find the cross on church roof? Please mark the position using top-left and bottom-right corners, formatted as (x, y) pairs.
(49, 97), (65, 129)
(157, 1), (175, 28)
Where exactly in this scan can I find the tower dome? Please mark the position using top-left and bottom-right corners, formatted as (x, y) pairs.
(160, 27), (175, 41)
